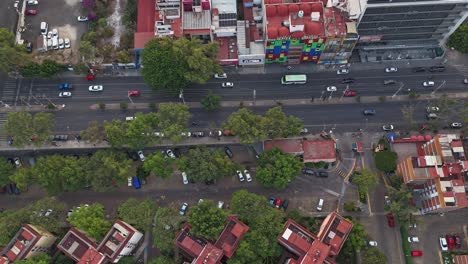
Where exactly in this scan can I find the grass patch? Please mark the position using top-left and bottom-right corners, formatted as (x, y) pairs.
(400, 226), (413, 264)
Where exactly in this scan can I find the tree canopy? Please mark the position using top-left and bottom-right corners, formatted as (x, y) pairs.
(155, 103), (192, 143)
(80, 121), (106, 143)
(117, 198), (155, 231)
(153, 207), (181, 255)
(352, 169), (378, 194)
(201, 91), (222, 111)
(0, 158), (14, 186)
(256, 148), (303, 189)
(389, 184), (416, 224)
(375, 151), (397, 173)
(14, 253), (51, 264)
(177, 146), (236, 183)
(4, 112), (54, 147)
(362, 247), (388, 264)
(143, 152), (174, 178)
(86, 150), (132, 192)
(188, 200), (228, 240)
(141, 38), (220, 93)
(67, 203), (111, 241)
(447, 24), (468, 53)
(261, 106), (303, 138)
(0, 28), (31, 74)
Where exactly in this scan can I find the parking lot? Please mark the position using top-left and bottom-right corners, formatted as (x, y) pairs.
(22, 0), (87, 63)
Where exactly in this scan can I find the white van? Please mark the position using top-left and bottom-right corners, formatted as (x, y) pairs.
(40, 22), (48, 35)
(52, 38), (58, 50)
(316, 198), (324, 211)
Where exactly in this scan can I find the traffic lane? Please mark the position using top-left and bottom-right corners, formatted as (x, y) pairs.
(1, 3), (19, 32)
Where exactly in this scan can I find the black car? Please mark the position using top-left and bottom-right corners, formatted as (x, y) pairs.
(126, 151), (139, 161)
(318, 171), (329, 178)
(412, 67), (426, 73)
(302, 168), (315, 176)
(25, 42), (32, 53)
(383, 79), (396, 85)
(363, 109), (376, 115)
(224, 146), (234, 158)
(342, 78), (355, 84)
(282, 199), (289, 210)
(429, 66), (445, 72)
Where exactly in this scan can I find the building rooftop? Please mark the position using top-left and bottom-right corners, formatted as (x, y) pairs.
(183, 10), (212, 30)
(192, 243), (224, 264)
(57, 227), (98, 262)
(263, 139), (303, 154)
(214, 216), (249, 258)
(453, 255), (468, 264)
(174, 223), (205, 258)
(316, 212), (353, 256)
(97, 220), (141, 262)
(303, 140), (336, 163)
(76, 248), (106, 264)
(323, 7), (347, 38)
(1, 225), (55, 262)
(137, 0), (156, 32)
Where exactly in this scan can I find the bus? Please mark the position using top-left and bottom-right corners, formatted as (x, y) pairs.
(281, 74), (307, 85)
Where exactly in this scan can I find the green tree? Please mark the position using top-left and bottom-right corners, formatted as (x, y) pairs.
(117, 198), (155, 231)
(0, 27), (31, 73)
(177, 146), (236, 183)
(15, 253), (51, 264)
(389, 184), (416, 224)
(260, 106), (303, 138)
(256, 148), (302, 189)
(125, 112), (159, 149)
(115, 256), (135, 264)
(20, 62), (42, 77)
(27, 197), (67, 234)
(4, 112), (54, 147)
(10, 167), (34, 191)
(0, 158), (14, 186)
(39, 59), (62, 77)
(31, 112), (54, 146)
(153, 207), (180, 255)
(447, 24), (468, 53)
(352, 169), (378, 194)
(0, 209), (30, 244)
(155, 103), (191, 143)
(79, 40), (96, 61)
(87, 150), (132, 191)
(143, 152), (174, 178)
(224, 108), (265, 144)
(67, 203), (111, 241)
(81, 121), (106, 143)
(55, 254), (74, 264)
(201, 91), (221, 111)
(346, 221), (366, 252)
(188, 200), (228, 240)
(122, 0), (138, 29)
(362, 247), (388, 264)
(104, 119), (128, 147)
(149, 256), (176, 264)
(116, 50), (131, 63)
(141, 38), (220, 93)
(375, 151), (397, 173)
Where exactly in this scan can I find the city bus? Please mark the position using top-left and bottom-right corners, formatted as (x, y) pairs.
(281, 74), (307, 85)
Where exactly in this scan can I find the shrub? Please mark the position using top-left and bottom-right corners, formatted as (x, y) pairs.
(98, 103), (105, 110)
(120, 102), (128, 110)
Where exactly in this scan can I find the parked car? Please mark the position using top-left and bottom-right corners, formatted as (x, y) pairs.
(429, 66), (445, 72)
(316, 198), (324, 211)
(25, 9), (37, 15)
(182, 172), (188, 185)
(58, 38), (64, 49)
(274, 198), (282, 209)
(382, 124), (394, 131)
(411, 250), (423, 257)
(386, 213), (395, 227)
(236, 170), (245, 182)
(427, 113), (438, 120)
(209, 130), (222, 137)
(450, 122), (463, 128)
(342, 78), (355, 84)
(192, 131), (205, 137)
(385, 67), (397, 73)
(77, 16), (89, 22)
(221, 82), (234, 88)
(137, 151), (145, 161)
(408, 236), (420, 243)
(337, 68), (349, 75)
(363, 109), (376, 115)
(446, 235), (455, 249)
(383, 79), (396, 85)
(439, 237), (448, 251)
(426, 106), (440, 113)
(166, 149), (176, 159)
(422, 81), (435, 87)
(282, 199), (289, 210)
(214, 73), (227, 78)
(64, 38), (70, 48)
(408, 223), (417, 228)
(13, 157), (22, 167)
(454, 234), (462, 248)
(132, 177), (141, 189)
(180, 131), (191, 137)
(302, 168), (315, 176)
(368, 241), (378, 246)
(318, 171), (329, 178)
(326, 86), (337, 92)
(244, 170), (252, 182)
(26, 0), (38, 5)
(88, 85), (103, 92)
(218, 200), (224, 209)
(224, 146), (233, 158)
(179, 203), (188, 216)
(343, 90), (357, 97)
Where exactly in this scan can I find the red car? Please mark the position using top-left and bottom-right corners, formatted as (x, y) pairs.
(128, 90), (140, 97)
(386, 213), (395, 227)
(274, 198), (282, 209)
(25, 9), (37, 15)
(411, 250), (423, 257)
(343, 90), (357, 97)
(446, 235), (455, 249)
(86, 74), (95, 81)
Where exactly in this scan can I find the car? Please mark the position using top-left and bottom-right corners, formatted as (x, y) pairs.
(408, 223), (417, 228)
(209, 130), (222, 137)
(221, 82), (234, 88)
(67, 204), (89, 217)
(439, 237), (448, 251)
(218, 200), (224, 209)
(382, 124), (394, 131)
(318, 171), (329, 178)
(450, 122), (463, 128)
(337, 68), (349, 75)
(26, 0), (38, 5)
(59, 83), (73, 90)
(14, 1), (19, 8)
(179, 131), (191, 137)
(166, 149), (176, 159)
(40, 22), (48, 35)
(24, 42), (33, 53)
(244, 170), (252, 182)
(386, 213), (395, 227)
(58, 38), (64, 49)
(326, 86), (337, 92)
(363, 109), (376, 115)
(64, 38), (70, 49)
(342, 78), (355, 84)
(300, 128), (308, 134)
(14, 157), (22, 167)
(383, 79), (396, 85)
(427, 113), (438, 120)
(77, 16), (89, 22)
(47, 31), (53, 39)
(224, 146), (233, 158)
(454, 234), (462, 248)
(214, 73), (227, 78)
(236, 170), (245, 182)
(127, 177), (132, 187)
(128, 90), (140, 97)
(86, 74), (95, 81)
(368, 241), (378, 247)
(41, 209), (53, 217)
(412, 67), (426, 73)
(223, 130), (234, 136)
(25, 9), (37, 15)
(154, 132), (165, 137)
(426, 106), (440, 113)
(411, 250), (423, 257)
(125, 116), (135, 121)
(429, 66), (445, 72)
(385, 67), (398, 73)
(59, 91), (72, 98)
(179, 203), (188, 216)
(343, 90), (357, 97)
(192, 131), (205, 137)
(464, 78), (468, 84)
(316, 198), (324, 211)
(302, 168), (315, 176)
(422, 81), (435, 87)
(384, 196), (391, 206)
(89, 85), (103, 92)
(137, 151), (145, 161)
(51, 28), (58, 38)
(268, 197), (276, 206)
(126, 151), (139, 161)
(408, 236), (420, 243)
(446, 235), (455, 249)
(182, 172), (188, 185)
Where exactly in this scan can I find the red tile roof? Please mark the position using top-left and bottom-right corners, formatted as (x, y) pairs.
(454, 255), (468, 264)
(134, 32), (154, 49)
(0, 256), (8, 264)
(455, 193), (468, 208)
(137, 0), (155, 32)
(192, 243), (223, 264)
(57, 227), (98, 262)
(77, 248), (106, 264)
(215, 216), (249, 258)
(303, 140), (336, 163)
(263, 139), (303, 154)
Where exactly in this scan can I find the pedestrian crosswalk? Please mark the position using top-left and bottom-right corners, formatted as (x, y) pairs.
(1, 78), (18, 106)
(0, 112), (8, 143)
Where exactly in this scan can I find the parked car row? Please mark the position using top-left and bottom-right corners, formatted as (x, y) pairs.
(269, 197), (289, 210)
(1, 183), (21, 195)
(301, 168), (328, 177)
(236, 170), (252, 182)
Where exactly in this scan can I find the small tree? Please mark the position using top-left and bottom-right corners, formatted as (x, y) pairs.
(375, 151), (397, 173)
(256, 147), (303, 189)
(352, 169), (378, 194)
(447, 24), (468, 53)
(98, 102), (105, 110)
(201, 91), (221, 111)
(80, 121), (106, 143)
(67, 203), (111, 241)
(120, 102), (128, 110)
(188, 200), (227, 240)
(143, 152), (174, 178)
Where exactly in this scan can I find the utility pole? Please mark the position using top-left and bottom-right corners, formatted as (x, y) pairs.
(431, 80), (446, 96)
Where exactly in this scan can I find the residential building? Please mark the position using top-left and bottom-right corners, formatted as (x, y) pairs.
(355, 0), (468, 61)
(278, 212), (353, 264)
(394, 134), (468, 214)
(263, 138), (337, 163)
(174, 215), (249, 263)
(0, 225), (57, 263)
(57, 221), (143, 264)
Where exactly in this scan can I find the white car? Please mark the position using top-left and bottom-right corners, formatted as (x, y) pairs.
(382, 124), (394, 131)
(14, 157), (22, 167)
(236, 170), (245, 182)
(326, 86), (337, 92)
(450, 122), (463, 128)
(244, 169), (252, 182)
(47, 31), (53, 39)
(214, 73), (227, 79)
(336, 68), (349, 75)
(127, 177), (132, 187)
(166, 149), (176, 159)
(180, 132), (191, 137)
(125, 116), (135, 121)
(58, 38), (64, 49)
(64, 38), (70, 49)
(88, 85), (103, 92)
(137, 150), (145, 161)
(408, 236), (419, 243)
(77, 16), (89, 22)
(368, 241), (378, 247)
(179, 202), (188, 216)
(221, 82), (234, 88)
(27, 0), (38, 5)
(154, 132), (165, 137)
(422, 81), (435, 87)
(182, 172), (188, 185)
(440, 237), (448, 251)
(426, 106), (439, 113)
(59, 91), (71, 98)
(218, 200), (224, 209)
(14, 1), (19, 8)
(51, 28), (58, 38)
(385, 67), (398, 73)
